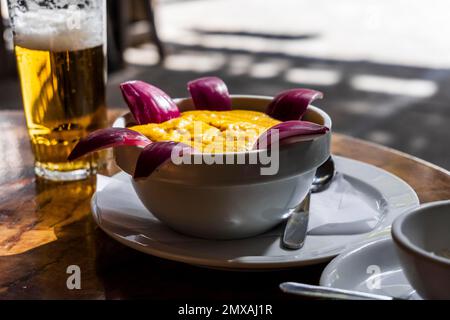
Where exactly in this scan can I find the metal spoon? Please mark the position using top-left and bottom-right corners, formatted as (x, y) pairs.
(281, 156), (336, 250)
(282, 191), (310, 250)
(280, 282), (398, 300)
(311, 156), (335, 193)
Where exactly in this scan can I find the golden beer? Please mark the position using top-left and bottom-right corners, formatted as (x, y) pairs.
(15, 44), (107, 179)
(8, 0), (107, 180)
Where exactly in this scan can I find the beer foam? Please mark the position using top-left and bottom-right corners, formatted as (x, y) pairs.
(13, 8), (103, 52)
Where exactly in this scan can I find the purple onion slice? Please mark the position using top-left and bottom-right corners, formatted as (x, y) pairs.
(133, 141), (193, 179)
(68, 128), (151, 161)
(187, 77), (232, 111)
(266, 89), (323, 121)
(254, 120), (329, 150)
(120, 80), (181, 124)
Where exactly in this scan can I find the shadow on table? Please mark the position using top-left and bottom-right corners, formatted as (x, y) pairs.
(191, 29), (320, 41)
(94, 228), (326, 300)
(107, 37), (450, 170)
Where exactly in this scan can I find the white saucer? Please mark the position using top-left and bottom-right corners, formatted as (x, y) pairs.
(91, 156), (419, 270)
(320, 237), (422, 299)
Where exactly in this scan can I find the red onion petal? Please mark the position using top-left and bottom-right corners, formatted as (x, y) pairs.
(68, 128), (151, 161)
(120, 80), (181, 124)
(134, 141), (193, 179)
(187, 77), (232, 111)
(266, 89), (323, 121)
(254, 121), (329, 150)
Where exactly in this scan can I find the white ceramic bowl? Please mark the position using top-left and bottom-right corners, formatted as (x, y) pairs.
(113, 95), (332, 240)
(392, 200), (450, 299)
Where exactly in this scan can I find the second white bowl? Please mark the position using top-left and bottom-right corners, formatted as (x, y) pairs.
(392, 200), (450, 299)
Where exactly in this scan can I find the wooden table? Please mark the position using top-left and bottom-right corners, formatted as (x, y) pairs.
(0, 110), (449, 300)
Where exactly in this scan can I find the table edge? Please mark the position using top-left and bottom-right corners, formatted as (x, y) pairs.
(333, 133), (450, 176)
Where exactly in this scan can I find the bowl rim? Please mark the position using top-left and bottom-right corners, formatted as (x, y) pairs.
(113, 94), (333, 156)
(174, 94), (333, 130)
(392, 200), (450, 267)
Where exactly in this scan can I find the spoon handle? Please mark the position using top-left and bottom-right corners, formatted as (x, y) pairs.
(282, 191), (310, 250)
(280, 282), (395, 300)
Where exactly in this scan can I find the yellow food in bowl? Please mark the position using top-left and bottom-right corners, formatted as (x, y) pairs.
(130, 110), (280, 153)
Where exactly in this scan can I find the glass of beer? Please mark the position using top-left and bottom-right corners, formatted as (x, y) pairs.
(7, 0), (107, 181)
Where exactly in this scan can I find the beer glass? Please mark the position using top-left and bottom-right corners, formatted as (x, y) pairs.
(7, 0), (107, 181)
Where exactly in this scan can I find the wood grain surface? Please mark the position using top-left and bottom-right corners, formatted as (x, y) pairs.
(0, 110), (448, 299)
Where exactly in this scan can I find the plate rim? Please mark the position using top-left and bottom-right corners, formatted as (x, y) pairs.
(319, 236), (392, 286)
(319, 236), (421, 299)
(91, 155), (419, 270)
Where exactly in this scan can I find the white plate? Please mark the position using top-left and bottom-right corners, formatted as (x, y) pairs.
(91, 156), (419, 270)
(320, 237), (422, 299)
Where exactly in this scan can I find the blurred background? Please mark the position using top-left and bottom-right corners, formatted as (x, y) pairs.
(1, 0), (449, 169)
